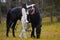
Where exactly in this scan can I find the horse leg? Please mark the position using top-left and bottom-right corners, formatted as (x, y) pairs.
(31, 24), (35, 38)
(6, 21), (12, 37)
(12, 21), (17, 37)
(36, 24), (42, 38)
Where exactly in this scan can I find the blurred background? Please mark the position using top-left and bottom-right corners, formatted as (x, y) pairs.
(0, 0), (60, 23)
(0, 0), (60, 40)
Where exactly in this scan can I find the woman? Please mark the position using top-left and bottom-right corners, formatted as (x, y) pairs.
(19, 3), (29, 38)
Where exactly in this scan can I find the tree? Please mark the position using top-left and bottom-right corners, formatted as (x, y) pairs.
(52, 0), (60, 22)
(0, 10), (1, 23)
(0, 9), (1, 24)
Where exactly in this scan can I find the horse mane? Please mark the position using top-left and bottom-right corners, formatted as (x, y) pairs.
(11, 7), (22, 11)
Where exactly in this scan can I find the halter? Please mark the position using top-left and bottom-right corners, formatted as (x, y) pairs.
(30, 7), (35, 15)
(27, 4), (35, 15)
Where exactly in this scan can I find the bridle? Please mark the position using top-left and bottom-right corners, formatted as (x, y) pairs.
(27, 4), (36, 15)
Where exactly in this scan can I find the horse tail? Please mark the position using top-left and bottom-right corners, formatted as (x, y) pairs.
(6, 9), (11, 26)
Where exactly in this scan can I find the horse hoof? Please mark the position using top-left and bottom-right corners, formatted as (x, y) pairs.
(36, 36), (40, 39)
(31, 35), (35, 38)
(13, 35), (15, 37)
(6, 36), (8, 37)
(6, 34), (9, 37)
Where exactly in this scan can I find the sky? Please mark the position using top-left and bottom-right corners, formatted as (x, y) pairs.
(1, 0), (6, 3)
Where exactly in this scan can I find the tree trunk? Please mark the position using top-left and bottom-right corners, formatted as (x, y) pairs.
(0, 1), (1, 23)
(50, 12), (53, 23)
(0, 9), (1, 24)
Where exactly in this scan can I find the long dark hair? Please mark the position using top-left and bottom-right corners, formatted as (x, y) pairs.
(22, 3), (27, 11)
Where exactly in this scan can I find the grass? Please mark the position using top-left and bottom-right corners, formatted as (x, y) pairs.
(0, 17), (60, 40)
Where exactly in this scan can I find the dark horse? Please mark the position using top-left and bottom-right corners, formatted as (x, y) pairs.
(6, 5), (42, 38)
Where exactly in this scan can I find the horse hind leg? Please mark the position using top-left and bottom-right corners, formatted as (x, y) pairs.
(36, 25), (41, 38)
(11, 21), (17, 37)
(6, 20), (12, 37)
(31, 24), (35, 38)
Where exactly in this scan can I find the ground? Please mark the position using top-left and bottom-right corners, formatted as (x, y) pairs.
(0, 17), (60, 40)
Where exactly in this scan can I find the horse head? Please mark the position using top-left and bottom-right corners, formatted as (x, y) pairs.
(27, 4), (37, 23)
(27, 4), (36, 16)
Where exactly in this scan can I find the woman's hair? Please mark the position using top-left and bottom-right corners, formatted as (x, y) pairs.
(22, 3), (26, 8)
(22, 3), (27, 11)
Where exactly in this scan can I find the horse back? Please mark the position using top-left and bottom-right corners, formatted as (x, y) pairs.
(7, 7), (22, 21)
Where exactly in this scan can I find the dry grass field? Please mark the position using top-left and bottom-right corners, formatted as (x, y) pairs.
(0, 17), (60, 40)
